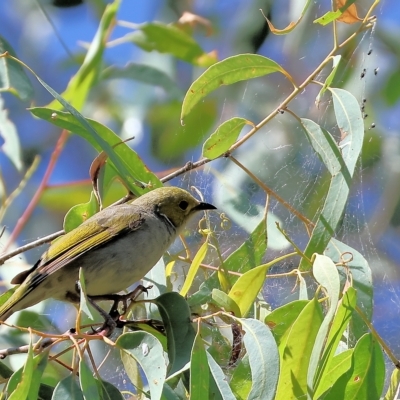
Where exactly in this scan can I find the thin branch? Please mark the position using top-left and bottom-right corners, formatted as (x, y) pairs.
(228, 155), (314, 229)
(0, 230), (64, 265)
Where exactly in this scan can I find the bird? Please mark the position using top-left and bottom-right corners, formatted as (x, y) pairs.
(0, 187), (216, 324)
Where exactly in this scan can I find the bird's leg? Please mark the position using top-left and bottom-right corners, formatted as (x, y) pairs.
(85, 296), (117, 337)
(74, 281), (117, 336)
(89, 284), (153, 316)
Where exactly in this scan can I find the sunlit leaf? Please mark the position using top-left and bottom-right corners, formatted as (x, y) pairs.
(202, 117), (253, 159)
(314, 0), (361, 25)
(313, 287), (357, 398)
(307, 255), (341, 393)
(324, 334), (385, 400)
(30, 108), (162, 196)
(46, 0), (119, 111)
(228, 262), (271, 317)
(181, 54), (292, 120)
(384, 368), (400, 400)
(63, 191), (99, 232)
(211, 289), (241, 317)
(180, 240), (209, 297)
(315, 55), (342, 106)
(265, 300), (309, 346)
(275, 297), (323, 399)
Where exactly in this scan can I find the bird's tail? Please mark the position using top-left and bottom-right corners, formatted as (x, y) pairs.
(0, 291), (17, 322)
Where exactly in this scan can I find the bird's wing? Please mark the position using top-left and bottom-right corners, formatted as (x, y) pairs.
(12, 205), (145, 288)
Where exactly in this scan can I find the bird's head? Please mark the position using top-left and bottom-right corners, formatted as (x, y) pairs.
(136, 186), (216, 230)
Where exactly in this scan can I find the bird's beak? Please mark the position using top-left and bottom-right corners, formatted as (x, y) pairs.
(194, 202), (217, 211)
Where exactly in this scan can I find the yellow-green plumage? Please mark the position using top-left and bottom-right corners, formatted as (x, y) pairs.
(0, 187), (215, 322)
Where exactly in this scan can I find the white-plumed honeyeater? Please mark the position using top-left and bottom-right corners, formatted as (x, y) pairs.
(0, 187), (216, 322)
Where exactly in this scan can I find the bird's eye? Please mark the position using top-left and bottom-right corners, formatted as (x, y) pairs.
(179, 200), (189, 210)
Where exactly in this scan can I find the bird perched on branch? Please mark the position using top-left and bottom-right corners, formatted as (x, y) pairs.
(0, 187), (216, 327)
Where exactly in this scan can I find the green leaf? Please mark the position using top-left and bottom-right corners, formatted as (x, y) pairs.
(238, 318), (279, 400)
(307, 255), (341, 394)
(128, 22), (217, 67)
(326, 238), (373, 339)
(7, 348), (48, 400)
(265, 300), (309, 346)
(300, 119), (342, 176)
(102, 63), (183, 100)
(0, 96), (22, 171)
(78, 268), (99, 321)
(79, 360), (101, 400)
(228, 262), (271, 317)
(223, 216), (267, 278)
(300, 89), (364, 270)
(384, 367), (400, 400)
(275, 297), (323, 400)
(154, 292), (196, 376)
(181, 54), (291, 120)
(30, 108), (162, 196)
(120, 348), (143, 394)
(316, 56), (342, 105)
(190, 331), (209, 399)
(99, 380), (124, 400)
(211, 289), (241, 317)
(46, 0), (119, 111)
(52, 374), (84, 400)
(116, 332), (166, 400)
(314, 0), (357, 25)
(206, 352), (236, 399)
(315, 349), (353, 400)
(0, 36), (34, 101)
(202, 117), (252, 159)
(325, 333), (385, 400)
(180, 240), (209, 297)
(230, 354), (251, 399)
(63, 191), (99, 233)
(313, 287), (357, 398)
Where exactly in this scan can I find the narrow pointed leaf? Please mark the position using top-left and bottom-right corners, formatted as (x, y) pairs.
(202, 117), (252, 159)
(181, 54), (292, 120)
(206, 352), (236, 399)
(190, 332), (209, 399)
(300, 89), (364, 270)
(275, 297), (323, 399)
(0, 36), (34, 101)
(46, 0), (119, 111)
(326, 239), (373, 338)
(30, 108), (161, 196)
(236, 318), (279, 400)
(228, 262), (271, 317)
(180, 240), (208, 297)
(307, 255), (341, 395)
(154, 292), (196, 376)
